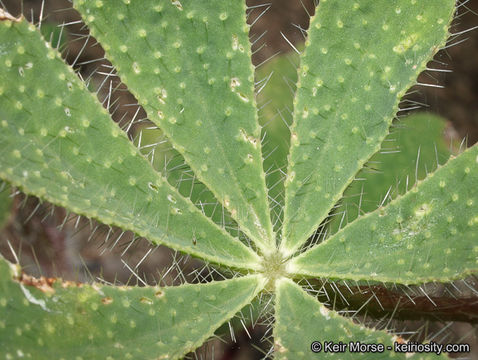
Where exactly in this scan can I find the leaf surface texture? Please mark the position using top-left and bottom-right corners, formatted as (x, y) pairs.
(0, 256), (265, 359)
(74, 0), (275, 253)
(274, 278), (446, 359)
(0, 19), (260, 269)
(281, 0), (456, 255)
(290, 145), (478, 284)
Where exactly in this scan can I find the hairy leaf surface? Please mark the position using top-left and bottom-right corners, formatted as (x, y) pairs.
(289, 145), (478, 284)
(0, 256), (265, 360)
(274, 278), (446, 359)
(74, 0), (275, 254)
(0, 0), (475, 358)
(281, 0), (456, 256)
(0, 19), (260, 269)
(331, 112), (452, 231)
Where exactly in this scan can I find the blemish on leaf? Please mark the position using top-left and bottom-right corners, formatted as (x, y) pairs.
(171, 0), (183, 11)
(140, 296), (153, 305)
(16, 273), (55, 294)
(102, 297), (113, 305)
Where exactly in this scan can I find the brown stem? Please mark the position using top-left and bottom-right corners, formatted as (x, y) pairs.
(317, 283), (478, 324)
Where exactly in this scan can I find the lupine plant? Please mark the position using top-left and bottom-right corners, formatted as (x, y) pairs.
(0, 0), (477, 359)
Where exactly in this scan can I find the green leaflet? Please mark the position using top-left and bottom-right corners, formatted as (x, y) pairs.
(0, 19), (261, 270)
(255, 52), (299, 232)
(274, 279), (446, 359)
(280, 0), (456, 256)
(74, 0), (275, 254)
(288, 145), (478, 284)
(331, 112), (452, 231)
(0, 255), (265, 360)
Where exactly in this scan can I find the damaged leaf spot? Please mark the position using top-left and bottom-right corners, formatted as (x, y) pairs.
(15, 272), (56, 294)
(102, 297), (113, 305)
(14, 271), (82, 294)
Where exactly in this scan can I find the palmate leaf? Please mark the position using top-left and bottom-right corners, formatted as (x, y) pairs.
(280, 0), (456, 256)
(274, 278), (446, 359)
(73, 0), (275, 254)
(0, 18), (260, 270)
(289, 145), (478, 284)
(0, 255), (265, 359)
(0, 0), (476, 358)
